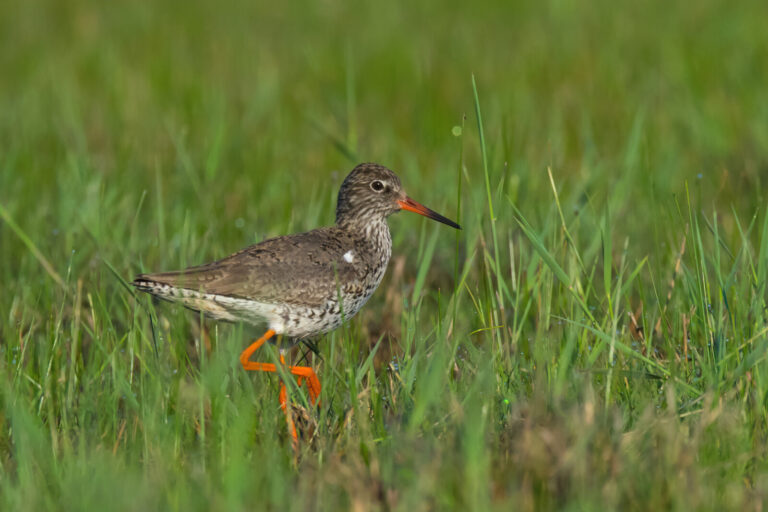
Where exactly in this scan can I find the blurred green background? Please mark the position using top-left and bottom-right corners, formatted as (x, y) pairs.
(2, 0), (768, 510)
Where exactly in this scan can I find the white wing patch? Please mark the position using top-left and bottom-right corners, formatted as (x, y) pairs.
(343, 250), (355, 263)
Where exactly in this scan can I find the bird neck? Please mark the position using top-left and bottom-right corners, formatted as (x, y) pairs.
(337, 215), (392, 260)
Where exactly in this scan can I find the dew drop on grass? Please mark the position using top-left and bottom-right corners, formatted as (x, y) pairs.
(451, 126), (462, 137)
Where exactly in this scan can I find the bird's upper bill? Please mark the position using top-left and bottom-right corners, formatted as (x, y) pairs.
(397, 196), (461, 230)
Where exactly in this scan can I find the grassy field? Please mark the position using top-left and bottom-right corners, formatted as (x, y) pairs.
(2, 0), (768, 509)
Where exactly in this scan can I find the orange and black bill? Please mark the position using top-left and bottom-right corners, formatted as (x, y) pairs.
(398, 197), (461, 230)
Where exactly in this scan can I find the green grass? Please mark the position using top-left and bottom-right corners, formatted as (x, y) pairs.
(2, 0), (768, 509)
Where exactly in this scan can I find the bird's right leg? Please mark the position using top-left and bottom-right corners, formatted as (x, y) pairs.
(239, 329), (277, 371)
(239, 330), (298, 446)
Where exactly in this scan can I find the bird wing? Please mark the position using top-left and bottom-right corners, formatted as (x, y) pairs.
(134, 227), (368, 308)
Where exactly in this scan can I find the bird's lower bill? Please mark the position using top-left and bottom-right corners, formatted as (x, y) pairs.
(397, 197), (461, 229)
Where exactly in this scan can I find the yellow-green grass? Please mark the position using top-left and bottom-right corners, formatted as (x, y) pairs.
(2, 0), (768, 509)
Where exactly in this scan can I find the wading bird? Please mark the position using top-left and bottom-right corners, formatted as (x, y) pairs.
(133, 163), (460, 443)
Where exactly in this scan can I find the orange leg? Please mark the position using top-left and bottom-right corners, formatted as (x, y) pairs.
(239, 330), (322, 443)
(278, 378), (298, 451)
(239, 329), (277, 370)
(291, 366), (322, 405)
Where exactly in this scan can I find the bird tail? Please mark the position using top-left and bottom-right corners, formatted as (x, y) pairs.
(132, 273), (201, 301)
(132, 273), (243, 323)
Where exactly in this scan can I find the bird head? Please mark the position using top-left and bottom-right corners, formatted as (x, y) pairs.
(335, 163), (461, 230)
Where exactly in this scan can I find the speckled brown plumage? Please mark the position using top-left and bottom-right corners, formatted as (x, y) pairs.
(133, 163), (460, 342)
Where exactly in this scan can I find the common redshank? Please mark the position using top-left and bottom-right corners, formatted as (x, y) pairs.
(133, 163), (460, 441)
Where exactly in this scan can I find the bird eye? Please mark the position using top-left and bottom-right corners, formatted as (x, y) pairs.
(370, 180), (385, 192)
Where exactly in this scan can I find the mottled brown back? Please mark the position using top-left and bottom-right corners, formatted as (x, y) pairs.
(135, 226), (381, 308)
